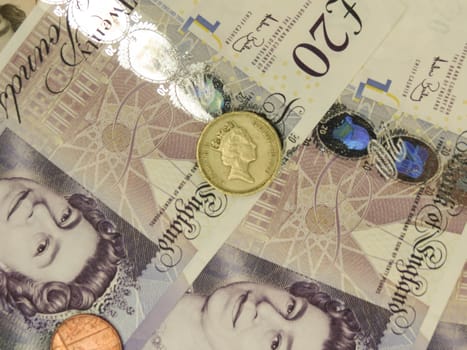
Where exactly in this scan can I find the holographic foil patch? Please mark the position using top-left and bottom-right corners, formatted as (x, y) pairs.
(388, 135), (440, 183)
(118, 22), (179, 83)
(67, 0), (130, 44)
(316, 112), (376, 159)
(169, 63), (231, 123)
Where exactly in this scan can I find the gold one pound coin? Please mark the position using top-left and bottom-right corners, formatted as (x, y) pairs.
(197, 111), (282, 195)
(50, 314), (122, 350)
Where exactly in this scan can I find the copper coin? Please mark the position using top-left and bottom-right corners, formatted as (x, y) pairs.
(50, 314), (122, 350)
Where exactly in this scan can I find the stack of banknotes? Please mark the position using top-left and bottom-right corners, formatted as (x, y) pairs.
(0, 0), (465, 349)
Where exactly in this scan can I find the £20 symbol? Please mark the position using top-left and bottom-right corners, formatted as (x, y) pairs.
(293, 0), (362, 77)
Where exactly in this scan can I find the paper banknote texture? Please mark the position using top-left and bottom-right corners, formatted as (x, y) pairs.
(427, 261), (467, 349)
(0, 3), (263, 348)
(0, 127), (161, 348)
(351, 0), (467, 134)
(128, 86), (467, 350)
(225, 81), (467, 348)
(0, 1), (463, 350)
(1, 0), (400, 347)
(141, 0), (404, 151)
(129, 243), (394, 350)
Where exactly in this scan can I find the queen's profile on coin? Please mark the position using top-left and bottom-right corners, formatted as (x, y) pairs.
(0, 176), (126, 317)
(218, 125), (257, 184)
(197, 111), (281, 195)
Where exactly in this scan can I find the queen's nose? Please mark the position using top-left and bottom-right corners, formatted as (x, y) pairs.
(254, 300), (284, 325)
(28, 203), (58, 232)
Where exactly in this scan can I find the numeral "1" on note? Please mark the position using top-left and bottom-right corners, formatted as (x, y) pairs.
(180, 15), (223, 49)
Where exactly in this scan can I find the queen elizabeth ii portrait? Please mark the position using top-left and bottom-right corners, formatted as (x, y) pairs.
(0, 129), (161, 320)
(0, 176), (126, 317)
(143, 244), (389, 350)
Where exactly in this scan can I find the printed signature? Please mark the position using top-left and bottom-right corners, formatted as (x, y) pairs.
(410, 56), (447, 102)
(232, 32), (264, 53)
(410, 79), (440, 102)
(232, 14), (278, 53)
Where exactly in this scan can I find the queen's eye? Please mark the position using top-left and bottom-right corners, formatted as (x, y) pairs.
(35, 238), (49, 256)
(60, 207), (72, 224)
(271, 334), (281, 350)
(56, 206), (76, 229)
(286, 299), (296, 315)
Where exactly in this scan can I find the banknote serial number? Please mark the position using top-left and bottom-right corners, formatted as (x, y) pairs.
(292, 0), (362, 77)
